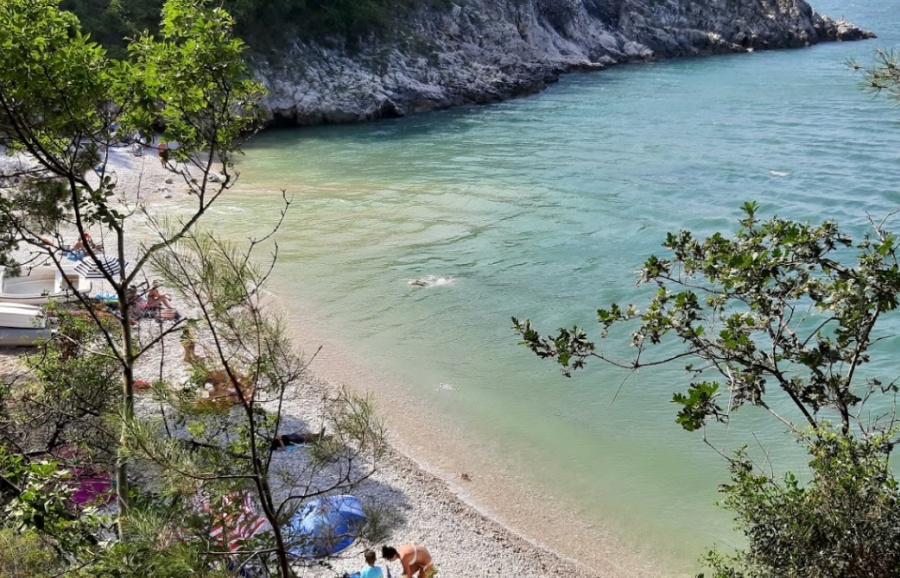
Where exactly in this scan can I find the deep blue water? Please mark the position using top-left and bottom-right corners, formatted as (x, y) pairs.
(212, 1), (900, 573)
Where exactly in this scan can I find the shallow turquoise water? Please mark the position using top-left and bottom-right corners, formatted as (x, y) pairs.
(213, 1), (900, 572)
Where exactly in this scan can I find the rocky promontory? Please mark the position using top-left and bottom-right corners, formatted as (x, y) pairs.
(257, 0), (873, 126)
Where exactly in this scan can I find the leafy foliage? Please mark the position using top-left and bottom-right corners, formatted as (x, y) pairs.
(10, 306), (123, 454)
(62, 0), (453, 53)
(115, 0), (264, 164)
(704, 430), (900, 578)
(0, 528), (59, 578)
(852, 48), (900, 104)
(515, 201), (900, 575)
(0, 0), (293, 574)
(516, 201), (900, 439)
(0, 0), (111, 222)
(123, 229), (386, 575)
(0, 449), (109, 564)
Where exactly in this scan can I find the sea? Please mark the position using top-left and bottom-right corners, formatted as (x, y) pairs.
(208, 1), (900, 574)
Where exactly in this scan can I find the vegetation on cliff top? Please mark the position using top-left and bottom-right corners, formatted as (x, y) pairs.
(62, 0), (450, 55)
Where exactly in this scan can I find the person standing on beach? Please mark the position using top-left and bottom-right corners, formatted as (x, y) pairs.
(157, 140), (169, 168)
(358, 549), (384, 578)
(382, 544), (435, 578)
(180, 322), (198, 363)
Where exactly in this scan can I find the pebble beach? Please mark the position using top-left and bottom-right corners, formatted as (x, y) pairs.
(1, 142), (671, 578)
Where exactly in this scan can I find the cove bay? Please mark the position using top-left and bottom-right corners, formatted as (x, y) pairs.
(209, 1), (900, 572)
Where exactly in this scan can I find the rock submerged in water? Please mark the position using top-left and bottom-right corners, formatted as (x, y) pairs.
(259, 0), (874, 127)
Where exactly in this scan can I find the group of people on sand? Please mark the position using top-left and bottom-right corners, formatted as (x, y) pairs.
(124, 280), (179, 322)
(122, 131), (173, 170)
(267, 432), (437, 577)
(346, 545), (436, 578)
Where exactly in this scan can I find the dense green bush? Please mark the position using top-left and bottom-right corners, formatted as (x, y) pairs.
(0, 528), (59, 578)
(62, 0), (451, 54)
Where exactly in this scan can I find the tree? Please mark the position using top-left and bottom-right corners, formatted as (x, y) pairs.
(0, 0), (263, 531)
(514, 201), (900, 576)
(1, 3), (392, 575)
(120, 226), (386, 577)
(852, 48), (900, 103)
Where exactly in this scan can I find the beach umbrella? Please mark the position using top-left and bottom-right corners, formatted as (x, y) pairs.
(284, 495), (366, 559)
(73, 256), (124, 279)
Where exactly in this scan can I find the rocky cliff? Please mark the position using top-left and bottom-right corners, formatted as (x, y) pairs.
(257, 0), (873, 126)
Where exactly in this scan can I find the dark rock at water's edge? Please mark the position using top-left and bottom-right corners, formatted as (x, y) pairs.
(257, 0), (874, 127)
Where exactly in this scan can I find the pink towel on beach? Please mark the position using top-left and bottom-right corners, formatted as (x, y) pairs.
(70, 475), (113, 506)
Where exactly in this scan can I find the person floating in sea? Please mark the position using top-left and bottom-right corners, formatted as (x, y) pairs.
(408, 276), (454, 288)
(382, 544), (436, 578)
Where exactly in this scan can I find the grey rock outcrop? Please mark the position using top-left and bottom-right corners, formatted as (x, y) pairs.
(257, 0), (874, 126)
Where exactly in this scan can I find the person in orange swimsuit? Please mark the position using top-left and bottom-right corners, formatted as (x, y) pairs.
(382, 544), (435, 578)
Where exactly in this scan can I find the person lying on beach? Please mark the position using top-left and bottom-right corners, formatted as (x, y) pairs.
(270, 427), (329, 451)
(382, 544), (436, 578)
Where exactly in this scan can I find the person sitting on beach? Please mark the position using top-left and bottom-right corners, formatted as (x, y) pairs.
(146, 280), (173, 310)
(124, 285), (145, 324)
(382, 544), (436, 578)
(72, 232), (102, 253)
(125, 285), (141, 307)
(270, 427), (329, 451)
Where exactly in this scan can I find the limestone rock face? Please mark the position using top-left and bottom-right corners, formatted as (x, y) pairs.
(257, 0), (874, 126)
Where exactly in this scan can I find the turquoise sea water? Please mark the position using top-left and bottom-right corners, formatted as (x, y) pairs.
(213, 1), (900, 573)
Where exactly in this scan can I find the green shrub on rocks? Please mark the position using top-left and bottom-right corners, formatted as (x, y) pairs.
(0, 528), (59, 578)
(62, 0), (453, 53)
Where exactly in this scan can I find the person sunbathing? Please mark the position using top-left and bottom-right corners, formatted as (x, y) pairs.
(146, 281), (173, 310)
(270, 427), (329, 451)
(72, 232), (102, 253)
